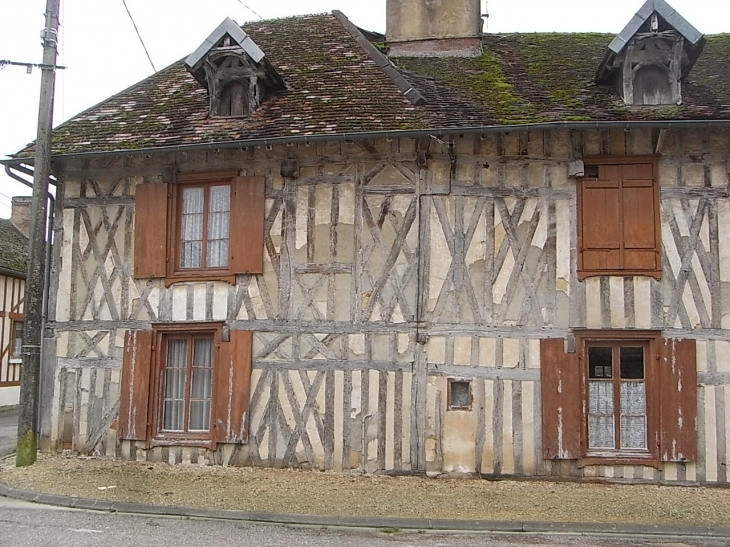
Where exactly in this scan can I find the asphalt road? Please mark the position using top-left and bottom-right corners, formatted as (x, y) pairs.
(0, 409), (727, 546)
(0, 407), (17, 457)
(0, 497), (726, 547)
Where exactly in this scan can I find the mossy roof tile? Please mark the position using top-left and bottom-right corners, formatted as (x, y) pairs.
(16, 16), (730, 158)
(0, 220), (28, 276)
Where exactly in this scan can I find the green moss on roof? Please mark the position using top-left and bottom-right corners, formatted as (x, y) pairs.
(689, 34), (730, 98)
(394, 33), (623, 124)
(395, 49), (540, 125)
(0, 220), (28, 275)
(511, 33), (611, 109)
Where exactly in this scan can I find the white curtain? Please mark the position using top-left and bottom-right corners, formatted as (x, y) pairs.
(620, 381), (647, 449)
(180, 187), (204, 268)
(189, 338), (213, 431)
(206, 185), (230, 268)
(163, 339), (187, 431)
(588, 381), (615, 449)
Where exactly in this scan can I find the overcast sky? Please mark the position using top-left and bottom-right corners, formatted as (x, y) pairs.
(0, 0), (726, 216)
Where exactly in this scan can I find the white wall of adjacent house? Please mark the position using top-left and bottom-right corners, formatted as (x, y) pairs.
(0, 274), (24, 408)
(0, 386), (20, 408)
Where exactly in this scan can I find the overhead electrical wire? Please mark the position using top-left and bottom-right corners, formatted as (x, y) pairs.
(234, 0), (265, 21)
(121, 0), (157, 73)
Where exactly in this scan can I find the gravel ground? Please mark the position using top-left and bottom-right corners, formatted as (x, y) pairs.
(2, 453), (730, 526)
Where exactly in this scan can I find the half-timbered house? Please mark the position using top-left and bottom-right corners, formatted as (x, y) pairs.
(0, 198), (29, 407)
(6, 0), (730, 483)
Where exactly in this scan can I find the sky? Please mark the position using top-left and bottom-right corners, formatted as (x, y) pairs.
(0, 0), (727, 217)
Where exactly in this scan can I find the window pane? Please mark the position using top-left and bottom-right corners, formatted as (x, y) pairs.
(588, 381), (615, 449)
(588, 347), (612, 379)
(163, 339), (187, 431)
(164, 400), (183, 432)
(621, 416), (647, 449)
(621, 380), (645, 414)
(206, 185), (230, 268)
(620, 347), (644, 379)
(620, 381), (647, 449)
(449, 381), (470, 409)
(12, 321), (23, 358)
(180, 187), (204, 268)
(589, 416), (615, 449)
(589, 381), (614, 414)
(189, 401), (211, 431)
(193, 338), (213, 367)
(191, 368), (212, 399)
(188, 337), (213, 431)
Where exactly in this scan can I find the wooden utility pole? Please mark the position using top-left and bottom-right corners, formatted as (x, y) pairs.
(17, 0), (60, 467)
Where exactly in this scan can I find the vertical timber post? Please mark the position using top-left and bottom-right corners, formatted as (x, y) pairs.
(17, 0), (60, 467)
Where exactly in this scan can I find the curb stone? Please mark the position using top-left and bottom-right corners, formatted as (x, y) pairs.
(2, 481), (730, 538)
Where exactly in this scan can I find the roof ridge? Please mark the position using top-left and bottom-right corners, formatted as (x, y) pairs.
(331, 10), (426, 107)
(0, 217), (28, 242)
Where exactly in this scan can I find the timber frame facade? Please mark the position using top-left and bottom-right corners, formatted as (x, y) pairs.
(9, 1), (730, 483)
(45, 127), (726, 481)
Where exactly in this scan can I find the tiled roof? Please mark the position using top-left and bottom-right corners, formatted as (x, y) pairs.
(396, 33), (730, 125)
(15, 14), (730, 158)
(0, 220), (28, 275)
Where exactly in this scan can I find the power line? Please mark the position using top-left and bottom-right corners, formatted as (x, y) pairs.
(121, 0), (157, 73)
(0, 60), (66, 71)
(234, 0), (265, 21)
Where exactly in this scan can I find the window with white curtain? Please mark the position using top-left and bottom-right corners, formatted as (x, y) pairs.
(179, 184), (231, 270)
(586, 341), (648, 454)
(161, 334), (214, 434)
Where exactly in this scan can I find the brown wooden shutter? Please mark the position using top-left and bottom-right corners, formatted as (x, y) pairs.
(540, 338), (582, 459)
(579, 165), (621, 273)
(659, 338), (697, 462)
(213, 330), (253, 444)
(621, 163), (658, 271)
(118, 330), (154, 441)
(230, 176), (265, 275)
(134, 183), (169, 278)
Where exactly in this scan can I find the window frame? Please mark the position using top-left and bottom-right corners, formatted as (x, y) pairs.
(447, 379), (473, 411)
(166, 170), (240, 285)
(577, 156), (662, 280)
(576, 330), (661, 468)
(9, 317), (24, 363)
(149, 323), (223, 447)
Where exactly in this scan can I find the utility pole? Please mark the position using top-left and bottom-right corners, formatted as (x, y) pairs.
(17, 0), (60, 467)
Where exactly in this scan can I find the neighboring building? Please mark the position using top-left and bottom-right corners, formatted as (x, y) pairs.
(5, 0), (730, 482)
(0, 197), (29, 407)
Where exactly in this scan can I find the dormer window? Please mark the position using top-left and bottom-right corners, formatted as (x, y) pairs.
(185, 18), (285, 118)
(594, 0), (705, 107)
(633, 65), (672, 106)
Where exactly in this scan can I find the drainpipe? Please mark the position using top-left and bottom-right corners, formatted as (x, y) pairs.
(4, 163), (56, 436)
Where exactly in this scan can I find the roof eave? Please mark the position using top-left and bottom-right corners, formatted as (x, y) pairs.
(7, 119), (730, 165)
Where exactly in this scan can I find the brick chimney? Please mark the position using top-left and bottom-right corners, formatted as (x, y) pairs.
(10, 196), (32, 239)
(386, 0), (483, 57)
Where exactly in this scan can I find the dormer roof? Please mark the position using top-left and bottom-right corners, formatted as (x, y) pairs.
(184, 17), (286, 117)
(185, 17), (265, 77)
(596, 0), (705, 83)
(608, 0), (703, 54)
